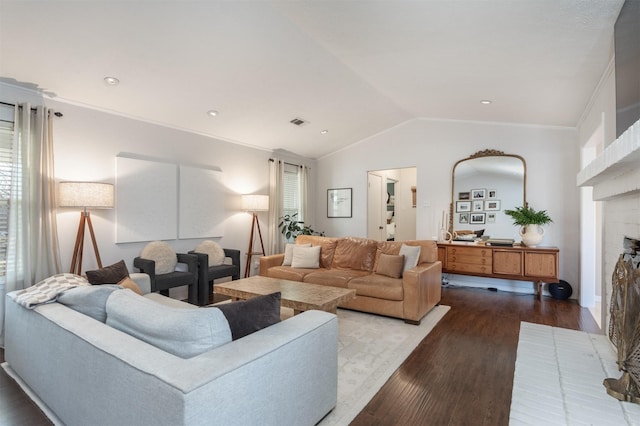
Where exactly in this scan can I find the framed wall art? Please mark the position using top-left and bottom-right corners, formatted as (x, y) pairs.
(471, 189), (486, 200)
(484, 200), (501, 211)
(472, 200), (484, 212)
(327, 188), (352, 218)
(470, 213), (486, 224)
(456, 201), (471, 212)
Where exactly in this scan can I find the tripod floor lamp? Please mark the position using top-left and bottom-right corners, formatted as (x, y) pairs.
(58, 182), (114, 275)
(242, 194), (269, 278)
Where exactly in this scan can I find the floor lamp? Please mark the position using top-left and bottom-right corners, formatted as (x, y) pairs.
(242, 194), (269, 278)
(58, 182), (114, 275)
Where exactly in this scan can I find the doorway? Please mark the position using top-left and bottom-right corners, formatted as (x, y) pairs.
(367, 167), (417, 241)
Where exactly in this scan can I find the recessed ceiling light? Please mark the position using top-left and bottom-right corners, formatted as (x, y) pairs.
(320, 130), (328, 134)
(104, 76), (119, 86)
(207, 110), (219, 117)
(480, 100), (492, 105)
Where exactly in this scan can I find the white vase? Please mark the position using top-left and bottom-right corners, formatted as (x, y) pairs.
(520, 225), (545, 247)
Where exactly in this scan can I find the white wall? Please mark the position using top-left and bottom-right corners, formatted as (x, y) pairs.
(1, 83), (319, 297)
(316, 118), (580, 294)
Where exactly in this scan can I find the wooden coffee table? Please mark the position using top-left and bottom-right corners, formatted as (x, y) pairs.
(214, 276), (356, 315)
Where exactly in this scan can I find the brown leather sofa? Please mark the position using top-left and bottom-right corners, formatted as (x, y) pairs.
(259, 235), (442, 324)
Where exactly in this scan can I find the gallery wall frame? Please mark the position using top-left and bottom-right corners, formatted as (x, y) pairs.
(327, 188), (352, 218)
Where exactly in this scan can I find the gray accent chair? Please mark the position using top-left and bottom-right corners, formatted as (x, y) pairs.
(190, 248), (240, 305)
(133, 253), (198, 305)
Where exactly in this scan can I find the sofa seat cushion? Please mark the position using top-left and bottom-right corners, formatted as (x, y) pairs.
(303, 269), (370, 288)
(106, 290), (231, 358)
(348, 274), (404, 301)
(266, 266), (324, 281)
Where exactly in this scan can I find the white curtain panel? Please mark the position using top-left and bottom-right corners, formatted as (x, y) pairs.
(0, 103), (62, 347)
(268, 158), (285, 255)
(299, 164), (309, 225)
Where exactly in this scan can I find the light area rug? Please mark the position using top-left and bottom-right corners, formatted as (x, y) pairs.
(318, 305), (450, 425)
(509, 322), (640, 426)
(2, 305), (450, 426)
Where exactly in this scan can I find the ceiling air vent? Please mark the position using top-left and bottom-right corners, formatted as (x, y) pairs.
(289, 117), (308, 127)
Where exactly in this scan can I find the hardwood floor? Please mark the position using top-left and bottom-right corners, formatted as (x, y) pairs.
(352, 285), (601, 426)
(0, 286), (600, 426)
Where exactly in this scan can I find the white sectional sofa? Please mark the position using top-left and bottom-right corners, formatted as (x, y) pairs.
(3, 274), (338, 426)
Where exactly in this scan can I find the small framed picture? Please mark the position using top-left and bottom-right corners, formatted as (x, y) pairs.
(456, 201), (471, 212)
(470, 213), (486, 224)
(327, 188), (352, 218)
(458, 191), (470, 200)
(484, 200), (501, 211)
(472, 200), (484, 212)
(488, 189), (497, 199)
(459, 213), (469, 224)
(487, 213), (496, 223)
(471, 189), (486, 200)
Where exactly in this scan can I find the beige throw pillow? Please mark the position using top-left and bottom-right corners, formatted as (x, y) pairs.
(291, 245), (321, 269)
(194, 240), (225, 266)
(140, 241), (177, 274)
(282, 243), (311, 266)
(376, 253), (405, 278)
(118, 277), (143, 295)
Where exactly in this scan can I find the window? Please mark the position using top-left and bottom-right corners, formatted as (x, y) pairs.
(282, 163), (300, 221)
(0, 122), (14, 278)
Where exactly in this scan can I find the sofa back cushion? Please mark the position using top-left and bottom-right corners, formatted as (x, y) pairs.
(332, 237), (378, 272)
(296, 235), (339, 269)
(376, 240), (438, 265)
(57, 285), (121, 322)
(106, 290), (231, 358)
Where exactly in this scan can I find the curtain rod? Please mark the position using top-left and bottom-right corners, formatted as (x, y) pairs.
(269, 158), (305, 168)
(0, 101), (63, 117)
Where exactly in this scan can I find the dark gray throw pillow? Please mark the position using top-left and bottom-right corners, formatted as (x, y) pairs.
(86, 259), (130, 284)
(216, 292), (282, 340)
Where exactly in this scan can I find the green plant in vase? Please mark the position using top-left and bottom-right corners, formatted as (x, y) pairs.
(504, 205), (552, 247)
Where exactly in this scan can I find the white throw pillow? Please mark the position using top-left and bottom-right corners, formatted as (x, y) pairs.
(399, 244), (421, 272)
(194, 240), (225, 266)
(291, 245), (321, 269)
(140, 241), (177, 275)
(282, 243), (311, 266)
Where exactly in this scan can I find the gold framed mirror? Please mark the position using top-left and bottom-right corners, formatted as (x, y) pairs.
(449, 149), (526, 239)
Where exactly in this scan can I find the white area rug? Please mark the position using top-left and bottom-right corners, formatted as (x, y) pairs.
(319, 305), (450, 425)
(510, 322), (640, 426)
(3, 305), (450, 426)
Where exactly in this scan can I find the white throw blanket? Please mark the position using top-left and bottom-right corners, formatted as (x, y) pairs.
(10, 273), (89, 309)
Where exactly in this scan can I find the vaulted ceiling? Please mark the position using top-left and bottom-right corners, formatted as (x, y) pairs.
(0, 0), (625, 158)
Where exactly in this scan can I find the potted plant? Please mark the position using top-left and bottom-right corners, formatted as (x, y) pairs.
(278, 213), (324, 240)
(503, 205), (553, 247)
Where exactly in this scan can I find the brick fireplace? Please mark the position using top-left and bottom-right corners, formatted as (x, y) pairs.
(578, 119), (640, 333)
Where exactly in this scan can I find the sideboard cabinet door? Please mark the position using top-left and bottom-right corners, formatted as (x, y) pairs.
(524, 251), (557, 279)
(493, 250), (523, 276)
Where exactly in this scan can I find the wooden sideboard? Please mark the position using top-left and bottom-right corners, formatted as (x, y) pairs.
(436, 242), (559, 299)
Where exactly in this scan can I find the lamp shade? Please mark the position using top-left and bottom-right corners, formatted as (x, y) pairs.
(58, 182), (114, 209)
(241, 194), (269, 212)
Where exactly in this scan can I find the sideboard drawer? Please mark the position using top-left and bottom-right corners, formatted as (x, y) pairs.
(448, 262), (492, 275)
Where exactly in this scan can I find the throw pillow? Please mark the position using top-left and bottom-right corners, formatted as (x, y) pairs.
(86, 259), (130, 285)
(106, 290), (231, 359)
(376, 253), (405, 278)
(57, 285), (121, 322)
(118, 277), (143, 295)
(291, 245), (321, 269)
(399, 244), (421, 272)
(282, 243), (311, 266)
(216, 292), (282, 340)
(140, 241), (177, 274)
(194, 240), (225, 266)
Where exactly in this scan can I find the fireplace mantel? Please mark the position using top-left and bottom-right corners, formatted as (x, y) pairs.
(577, 119), (640, 201)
